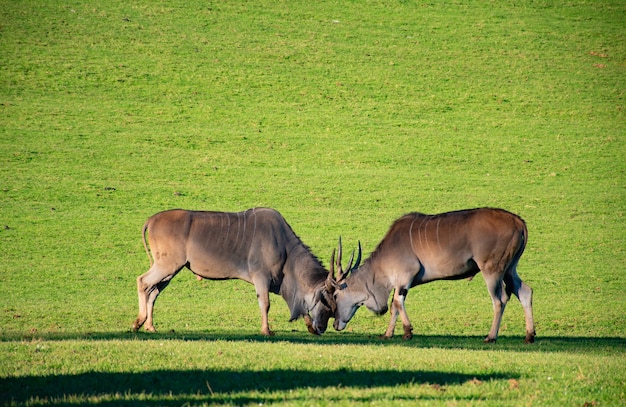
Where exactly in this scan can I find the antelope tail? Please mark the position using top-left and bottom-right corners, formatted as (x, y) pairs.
(142, 221), (153, 267)
(517, 217), (528, 260)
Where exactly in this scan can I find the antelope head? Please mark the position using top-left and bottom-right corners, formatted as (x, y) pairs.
(325, 237), (363, 331)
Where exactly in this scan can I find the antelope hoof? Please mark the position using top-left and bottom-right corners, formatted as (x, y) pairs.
(261, 330), (275, 337)
(307, 325), (320, 335)
(403, 326), (413, 340)
(524, 332), (536, 344)
(132, 318), (145, 332)
(483, 336), (497, 343)
(379, 334), (393, 340)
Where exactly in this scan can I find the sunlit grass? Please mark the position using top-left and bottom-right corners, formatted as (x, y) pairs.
(1, 0), (624, 405)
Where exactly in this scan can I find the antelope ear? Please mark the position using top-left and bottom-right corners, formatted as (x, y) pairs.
(325, 273), (339, 292)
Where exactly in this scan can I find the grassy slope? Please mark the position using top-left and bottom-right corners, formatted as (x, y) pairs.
(0, 0), (624, 405)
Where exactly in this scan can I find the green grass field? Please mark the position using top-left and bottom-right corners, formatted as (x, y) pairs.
(1, 0), (624, 405)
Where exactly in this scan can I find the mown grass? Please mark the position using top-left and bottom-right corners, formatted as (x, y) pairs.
(1, 0), (625, 405)
(2, 336), (625, 406)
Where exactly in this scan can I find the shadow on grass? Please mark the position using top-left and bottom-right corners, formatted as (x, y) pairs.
(1, 330), (624, 353)
(0, 368), (515, 405)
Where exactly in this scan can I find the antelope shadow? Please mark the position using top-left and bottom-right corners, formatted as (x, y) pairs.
(1, 330), (623, 353)
(0, 368), (516, 405)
